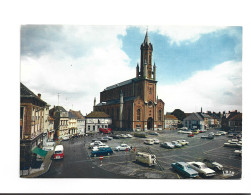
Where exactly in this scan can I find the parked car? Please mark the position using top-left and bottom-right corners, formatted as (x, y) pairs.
(62, 135), (70, 141)
(219, 131), (227, 135)
(188, 134), (194, 137)
(126, 134), (133, 138)
(192, 130), (199, 135)
(224, 142), (242, 148)
(160, 142), (175, 149)
(171, 141), (182, 148)
(119, 134), (128, 138)
(89, 140), (103, 148)
(92, 143), (110, 151)
(234, 150), (242, 157)
(144, 139), (155, 145)
(104, 135), (113, 140)
(153, 138), (160, 144)
(201, 133), (214, 139)
(177, 140), (189, 145)
(91, 147), (113, 157)
(136, 152), (157, 166)
(115, 144), (131, 151)
(187, 161), (216, 177)
(171, 162), (199, 178)
(45, 141), (55, 147)
(178, 130), (193, 134)
(42, 146), (54, 151)
(202, 159), (223, 172)
(111, 135), (120, 139)
(214, 132), (222, 136)
(149, 131), (159, 136)
(97, 137), (108, 142)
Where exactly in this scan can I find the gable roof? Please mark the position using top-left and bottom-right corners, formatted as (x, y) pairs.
(20, 82), (47, 105)
(69, 110), (85, 119)
(86, 111), (110, 118)
(229, 113), (242, 121)
(165, 115), (178, 120)
(183, 112), (204, 121)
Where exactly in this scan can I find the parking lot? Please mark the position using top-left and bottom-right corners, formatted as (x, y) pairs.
(86, 129), (242, 179)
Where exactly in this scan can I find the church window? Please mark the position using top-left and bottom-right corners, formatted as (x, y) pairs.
(149, 87), (152, 94)
(137, 109), (141, 121)
(158, 109), (162, 121)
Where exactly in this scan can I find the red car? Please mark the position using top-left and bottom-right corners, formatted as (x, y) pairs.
(188, 134), (194, 137)
(99, 128), (111, 134)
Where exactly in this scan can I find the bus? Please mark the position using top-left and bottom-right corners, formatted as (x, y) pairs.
(53, 145), (64, 159)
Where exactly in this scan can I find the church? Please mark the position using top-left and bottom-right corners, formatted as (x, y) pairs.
(94, 31), (165, 131)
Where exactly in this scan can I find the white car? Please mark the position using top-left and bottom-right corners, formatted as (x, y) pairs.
(153, 138), (160, 144)
(115, 144), (131, 151)
(126, 134), (133, 138)
(178, 130), (193, 134)
(42, 146), (54, 151)
(62, 135), (70, 140)
(187, 161), (216, 177)
(219, 131), (227, 135)
(119, 134), (128, 138)
(89, 140), (103, 148)
(177, 140), (189, 145)
(171, 141), (182, 148)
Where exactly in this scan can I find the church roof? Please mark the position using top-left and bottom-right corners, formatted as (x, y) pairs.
(96, 96), (137, 106)
(104, 78), (137, 91)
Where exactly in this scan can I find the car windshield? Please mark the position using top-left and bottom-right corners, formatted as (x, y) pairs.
(200, 164), (207, 169)
(55, 151), (62, 154)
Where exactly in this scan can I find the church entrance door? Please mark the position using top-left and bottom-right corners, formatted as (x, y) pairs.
(147, 117), (153, 130)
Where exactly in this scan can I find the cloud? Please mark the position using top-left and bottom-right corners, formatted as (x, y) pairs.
(21, 25), (134, 114)
(140, 26), (228, 45)
(158, 60), (242, 113)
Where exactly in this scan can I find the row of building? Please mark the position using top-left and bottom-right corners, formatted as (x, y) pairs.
(165, 110), (242, 132)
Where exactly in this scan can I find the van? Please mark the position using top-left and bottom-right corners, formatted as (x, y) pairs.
(53, 145), (64, 159)
(144, 139), (154, 145)
(135, 152), (157, 166)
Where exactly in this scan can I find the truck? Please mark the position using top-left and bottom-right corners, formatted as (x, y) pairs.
(135, 152), (157, 166)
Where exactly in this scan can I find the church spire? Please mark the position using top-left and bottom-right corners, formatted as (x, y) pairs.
(143, 28), (150, 45)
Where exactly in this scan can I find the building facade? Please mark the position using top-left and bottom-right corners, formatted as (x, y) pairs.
(20, 83), (47, 171)
(85, 111), (112, 134)
(49, 106), (69, 139)
(94, 31), (165, 131)
(164, 114), (179, 130)
(69, 110), (85, 135)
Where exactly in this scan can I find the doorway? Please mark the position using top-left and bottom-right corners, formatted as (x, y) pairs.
(147, 117), (153, 130)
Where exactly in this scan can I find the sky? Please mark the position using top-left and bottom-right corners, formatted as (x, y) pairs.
(20, 25), (242, 114)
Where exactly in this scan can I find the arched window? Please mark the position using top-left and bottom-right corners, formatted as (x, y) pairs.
(158, 109), (162, 121)
(137, 109), (141, 121)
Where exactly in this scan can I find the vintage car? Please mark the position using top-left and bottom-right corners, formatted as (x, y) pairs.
(160, 142), (175, 149)
(171, 162), (199, 178)
(89, 140), (103, 149)
(91, 147), (113, 157)
(203, 159), (223, 172)
(187, 161), (216, 177)
(177, 140), (189, 145)
(171, 141), (182, 148)
(115, 144), (131, 151)
(153, 138), (160, 144)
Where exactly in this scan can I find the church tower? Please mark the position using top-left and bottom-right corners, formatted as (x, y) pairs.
(138, 30), (155, 80)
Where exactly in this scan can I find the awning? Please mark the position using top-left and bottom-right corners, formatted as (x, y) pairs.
(32, 147), (48, 157)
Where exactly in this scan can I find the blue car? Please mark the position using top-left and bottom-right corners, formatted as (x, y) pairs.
(171, 162), (199, 178)
(91, 147), (113, 157)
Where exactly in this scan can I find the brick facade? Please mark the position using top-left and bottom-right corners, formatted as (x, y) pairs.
(94, 31), (165, 131)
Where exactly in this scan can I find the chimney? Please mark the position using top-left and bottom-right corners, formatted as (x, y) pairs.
(38, 93), (41, 99)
